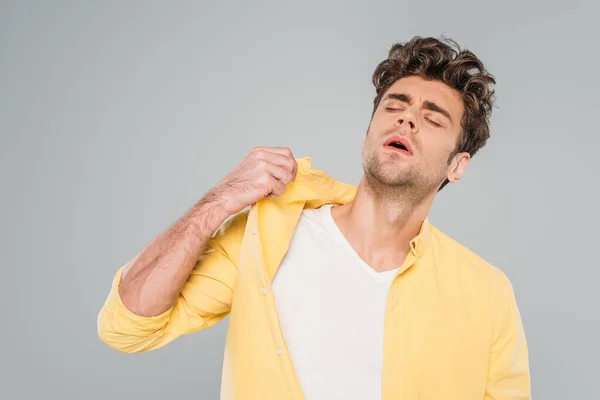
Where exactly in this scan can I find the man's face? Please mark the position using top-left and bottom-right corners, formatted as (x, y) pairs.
(362, 75), (469, 193)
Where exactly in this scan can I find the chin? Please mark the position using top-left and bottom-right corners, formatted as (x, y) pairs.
(365, 164), (414, 187)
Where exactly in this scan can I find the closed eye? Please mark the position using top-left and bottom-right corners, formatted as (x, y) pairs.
(426, 118), (442, 127)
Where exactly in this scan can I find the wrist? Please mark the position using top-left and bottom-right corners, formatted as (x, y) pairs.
(192, 192), (231, 232)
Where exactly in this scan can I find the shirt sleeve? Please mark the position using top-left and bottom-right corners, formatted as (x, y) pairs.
(485, 270), (532, 399)
(97, 210), (248, 354)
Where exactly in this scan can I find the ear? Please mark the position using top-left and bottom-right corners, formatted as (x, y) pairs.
(447, 152), (470, 183)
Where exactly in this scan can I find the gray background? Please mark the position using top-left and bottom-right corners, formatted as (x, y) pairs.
(1, 1), (598, 399)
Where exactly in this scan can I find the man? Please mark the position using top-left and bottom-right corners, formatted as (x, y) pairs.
(98, 36), (531, 399)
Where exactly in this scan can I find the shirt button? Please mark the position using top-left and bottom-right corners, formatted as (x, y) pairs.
(261, 287), (268, 295)
(277, 348), (284, 356)
(252, 229), (257, 235)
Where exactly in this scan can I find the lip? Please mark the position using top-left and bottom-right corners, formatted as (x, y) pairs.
(383, 135), (413, 155)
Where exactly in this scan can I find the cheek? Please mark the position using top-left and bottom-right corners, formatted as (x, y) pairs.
(421, 137), (455, 163)
(370, 113), (394, 133)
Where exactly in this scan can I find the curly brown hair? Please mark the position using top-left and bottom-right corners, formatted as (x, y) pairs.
(371, 36), (496, 190)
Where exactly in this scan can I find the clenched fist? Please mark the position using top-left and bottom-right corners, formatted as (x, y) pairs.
(210, 147), (298, 216)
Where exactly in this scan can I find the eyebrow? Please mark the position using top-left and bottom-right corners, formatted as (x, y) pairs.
(384, 93), (453, 123)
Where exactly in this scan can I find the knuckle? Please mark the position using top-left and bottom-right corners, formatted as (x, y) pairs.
(255, 149), (268, 159)
(258, 174), (271, 186)
(256, 159), (268, 169)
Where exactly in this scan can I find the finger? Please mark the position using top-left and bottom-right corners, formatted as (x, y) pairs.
(253, 147), (296, 174)
(263, 161), (294, 185)
(253, 146), (294, 158)
(266, 175), (286, 198)
(256, 152), (297, 177)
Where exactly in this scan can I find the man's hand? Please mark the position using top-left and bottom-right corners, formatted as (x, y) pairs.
(210, 146), (298, 215)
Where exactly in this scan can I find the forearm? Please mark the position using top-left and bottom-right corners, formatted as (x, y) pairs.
(118, 193), (230, 317)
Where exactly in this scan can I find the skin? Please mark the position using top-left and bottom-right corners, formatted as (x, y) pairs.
(331, 76), (470, 272)
(117, 75), (470, 316)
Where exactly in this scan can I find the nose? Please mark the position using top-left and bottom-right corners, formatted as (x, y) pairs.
(396, 110), (418, 133)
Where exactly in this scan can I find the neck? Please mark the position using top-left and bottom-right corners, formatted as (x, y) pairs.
(331, 175), (435, 272)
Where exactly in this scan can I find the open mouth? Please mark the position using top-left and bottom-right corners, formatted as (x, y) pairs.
(384, 136), (412, 155)
(388, 141), (408, 151)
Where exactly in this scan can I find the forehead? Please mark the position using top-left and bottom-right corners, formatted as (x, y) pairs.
(383, 76), (464, 121)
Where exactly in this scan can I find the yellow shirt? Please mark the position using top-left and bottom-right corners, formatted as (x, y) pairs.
(98, 157), (531, 399)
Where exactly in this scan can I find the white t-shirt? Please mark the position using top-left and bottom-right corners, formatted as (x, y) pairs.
(271, 204), (400, 400)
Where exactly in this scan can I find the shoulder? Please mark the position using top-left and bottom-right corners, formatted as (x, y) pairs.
(430, 225), (514, 294)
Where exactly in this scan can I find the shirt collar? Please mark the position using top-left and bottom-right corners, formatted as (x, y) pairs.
(409, 217), (432, 258)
